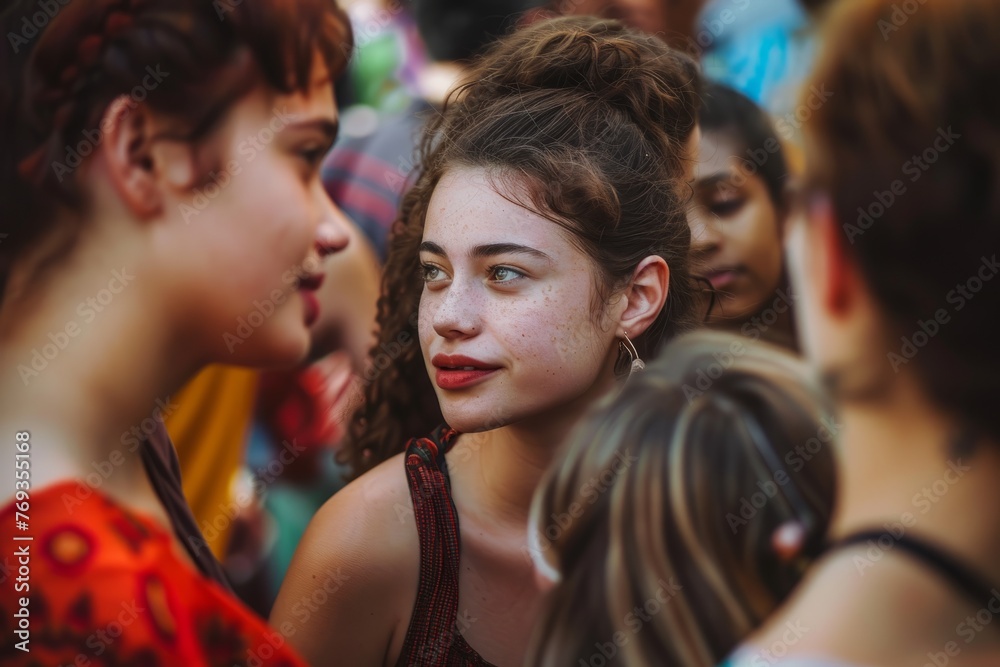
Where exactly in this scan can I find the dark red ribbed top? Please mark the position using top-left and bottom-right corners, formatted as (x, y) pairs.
(396, 426), (496, 667)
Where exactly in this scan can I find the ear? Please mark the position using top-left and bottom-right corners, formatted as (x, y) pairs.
(100, 95), (193, 219)
(810, 196), (856, 317)
(617, 255), (670, 338)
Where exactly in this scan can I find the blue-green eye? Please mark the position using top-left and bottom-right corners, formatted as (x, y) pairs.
(421, 263), (446, 282)
(488, 265), (525, 283)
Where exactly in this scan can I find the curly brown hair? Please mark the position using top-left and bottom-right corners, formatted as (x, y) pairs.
(344, 15), (702, 477)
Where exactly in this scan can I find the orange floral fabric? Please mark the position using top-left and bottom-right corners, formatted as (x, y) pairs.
(0, 481), (306, 667)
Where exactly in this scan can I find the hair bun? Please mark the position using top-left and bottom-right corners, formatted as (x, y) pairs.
(471, 16), (700, 144)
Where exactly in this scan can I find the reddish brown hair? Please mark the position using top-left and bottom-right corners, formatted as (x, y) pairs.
(0, 0), (352, 296)
(802, 0), (1000, 444)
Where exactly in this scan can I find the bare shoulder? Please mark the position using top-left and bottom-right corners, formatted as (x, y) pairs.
(270, 452), (420, 666)
(744, 551), (985, 666)
(303, 450), (419, 560)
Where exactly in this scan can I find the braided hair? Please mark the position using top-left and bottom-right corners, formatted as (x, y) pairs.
(0, 0), (352, 301)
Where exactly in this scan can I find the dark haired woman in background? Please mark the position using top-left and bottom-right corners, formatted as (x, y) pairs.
(691, 82), (796, 349)
(726, 0), (1000, 664)
(271, 16), (701, 666)
(0, 0), (353, 663)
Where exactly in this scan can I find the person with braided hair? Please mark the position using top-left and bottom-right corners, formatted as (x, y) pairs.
(271, 15), (701, 667)
(0, 0), (354, 664)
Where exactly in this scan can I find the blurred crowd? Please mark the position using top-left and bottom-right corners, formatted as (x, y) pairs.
(2, 0), (998, 666)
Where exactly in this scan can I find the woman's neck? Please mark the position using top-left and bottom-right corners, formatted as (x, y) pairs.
(0, 258), (196, 510)
(708, 299), (797, 350)
(460, 421), (567, 526)
(451, 371), (620, 527)
(832, 380), (1000, 583)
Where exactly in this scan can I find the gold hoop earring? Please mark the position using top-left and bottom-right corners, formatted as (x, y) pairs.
(620, 331), (644, 381)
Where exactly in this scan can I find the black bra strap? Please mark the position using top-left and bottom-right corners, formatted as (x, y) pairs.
(828, 530), (998, 611)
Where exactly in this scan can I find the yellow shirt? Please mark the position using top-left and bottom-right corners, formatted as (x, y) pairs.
(165, 365), (258, 559)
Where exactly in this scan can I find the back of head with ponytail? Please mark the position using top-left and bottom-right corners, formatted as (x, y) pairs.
(346, 16), (701, 476)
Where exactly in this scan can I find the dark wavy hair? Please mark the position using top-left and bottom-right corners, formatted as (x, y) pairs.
(699, 81), (790, 213)
(0, 0), (352, 301)
(344, 15), (701, 476)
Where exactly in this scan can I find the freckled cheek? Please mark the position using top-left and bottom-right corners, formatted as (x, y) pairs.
(505, 292), (600, 367)
(417, 298), (438, 352)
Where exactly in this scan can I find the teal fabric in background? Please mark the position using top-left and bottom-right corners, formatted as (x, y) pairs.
(697, 0), (818, 120)
(720, 647), (869, 667)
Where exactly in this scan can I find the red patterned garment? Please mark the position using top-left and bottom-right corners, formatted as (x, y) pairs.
(0, 481), (306, 667)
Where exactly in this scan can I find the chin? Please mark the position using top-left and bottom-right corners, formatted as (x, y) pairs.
(439, 411), (493, 435)
(229, 327), (310, 369)
(439, 398), (515, 434)
(709, 297), (757, 326)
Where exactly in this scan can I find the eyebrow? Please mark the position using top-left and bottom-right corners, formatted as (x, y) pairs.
(419, 241), (553, 262)
(288, 118), (340, 143)
(695, 172), (738, 190)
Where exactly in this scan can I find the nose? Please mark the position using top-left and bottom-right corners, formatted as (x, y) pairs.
(688, 207), (722, 265)
(429, 277), (481, 340)
(315, 187), (351, 258)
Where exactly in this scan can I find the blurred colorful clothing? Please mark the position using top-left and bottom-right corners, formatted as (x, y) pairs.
(322, 98), (433, 261)
(340, 1), (428, 112)
(0, 482), (305, 666)
(164, 365), (259, 559)
(698, 0), (816, 121)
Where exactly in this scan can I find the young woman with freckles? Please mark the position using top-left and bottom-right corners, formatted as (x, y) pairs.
(0, 0), (354, 663)
(271, 16), (702, 667)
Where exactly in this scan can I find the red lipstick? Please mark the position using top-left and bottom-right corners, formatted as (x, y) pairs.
(432, 354), (500, 390)
(301, 290), (320, 326)
(297, 273), (325, 326)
